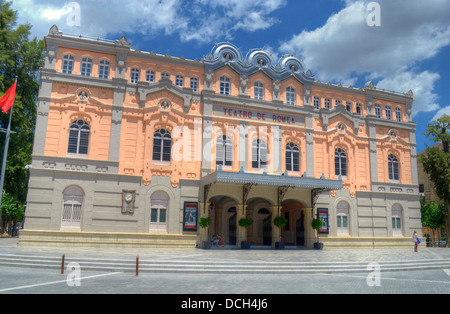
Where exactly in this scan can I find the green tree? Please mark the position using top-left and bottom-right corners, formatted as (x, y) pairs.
(0, 1), (45, 231)
(419, 114), (450, 247)
(0, 192), (24, 236)
(421, 198), (446, 246)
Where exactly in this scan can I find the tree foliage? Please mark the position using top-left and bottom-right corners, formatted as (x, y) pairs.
(419, 114), (450, 247)
(0, 1), (45, 204)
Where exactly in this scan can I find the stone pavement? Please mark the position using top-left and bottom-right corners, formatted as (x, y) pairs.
(1, 237), (449, 265)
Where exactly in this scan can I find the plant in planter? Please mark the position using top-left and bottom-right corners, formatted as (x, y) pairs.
(238, 218), (253, 249)
(311, 218), (324, 249)
(198, 217), (212, 249)
(273, 216), (288, 249)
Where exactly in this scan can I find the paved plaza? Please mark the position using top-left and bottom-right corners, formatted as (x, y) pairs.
(0, 237), (449, 296)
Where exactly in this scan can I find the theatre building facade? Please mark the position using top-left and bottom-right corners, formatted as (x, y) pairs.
(19, 25), (422, 248)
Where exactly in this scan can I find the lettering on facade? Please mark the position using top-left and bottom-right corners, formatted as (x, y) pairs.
(214, 105), (304, 126)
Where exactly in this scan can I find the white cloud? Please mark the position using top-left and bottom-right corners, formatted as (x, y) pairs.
(279, 0), (450, 116)
(12, 0), (286, 43)
(432, 106), (450, 121)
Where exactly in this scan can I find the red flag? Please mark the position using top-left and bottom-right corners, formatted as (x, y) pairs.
(0, 81), (17, 113)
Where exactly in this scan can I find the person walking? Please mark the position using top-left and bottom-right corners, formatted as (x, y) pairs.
(413, 231), (420, 252)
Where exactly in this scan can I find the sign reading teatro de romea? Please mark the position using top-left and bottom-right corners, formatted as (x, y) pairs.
(213, 105), (305, 126)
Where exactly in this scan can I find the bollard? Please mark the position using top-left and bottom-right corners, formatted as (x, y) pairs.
(136, 256), (139, 276)
(61, 254), (65, 274)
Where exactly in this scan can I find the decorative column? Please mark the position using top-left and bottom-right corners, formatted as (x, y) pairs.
(236, 204), (246, 245)
(304, 207), (314, 249)
(270, 205), (281, 247)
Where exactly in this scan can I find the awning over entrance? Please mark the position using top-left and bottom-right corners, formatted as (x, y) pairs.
(201, 170), (343, 190)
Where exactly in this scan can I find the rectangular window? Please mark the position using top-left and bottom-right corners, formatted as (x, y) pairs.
(314, 96), (320, 109)
(151, 208), (158, 223)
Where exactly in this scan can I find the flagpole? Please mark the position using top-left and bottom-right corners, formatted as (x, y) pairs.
(0, 77), (17, 232)
(0, 105), (13, 227)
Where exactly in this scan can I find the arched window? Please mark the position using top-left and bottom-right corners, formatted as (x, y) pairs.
(161, 72), (171, 81)
(388, 154), (399, 181)
(98, 59), (110, 79)
(286, 87), (295, 105)
(392, 204), (402, 236)
(80, 57), (92, 76)
(130, 68), (140, 83)
(375, 103), (381, 118)
(62, 54), (74, 74)
(150, 191), (168, 231)
(61, 186), (84, 228)
(68, 120), (90, 156)
(176, 74), (184, 87)
(346, 101), (352, 112)
(336, 201), (349, 235)
(356, 103), (362, 115)
(335, 148), (347, 177)
(313, 96), (320, 109)
(252, 139), (267, 169)
(216, 135), (233, 167)
(385, 105), (392, 120)
(190, 77), (199, 92)
(286, 142), (299, 172)
(395, 107), (402, 122)
(220, 76), (230, 95)
(324, 98), (331, 109)
(146, 70), (155, 83)
(254, 81), (264, 100)
(153, 129), (172, 162)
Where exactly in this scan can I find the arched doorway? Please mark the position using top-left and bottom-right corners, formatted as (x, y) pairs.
(208, 195), (238, 245)
(281, 200), (305, 246)
(246, 197), (272, 246)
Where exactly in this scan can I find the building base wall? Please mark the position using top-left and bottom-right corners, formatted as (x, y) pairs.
(18, 229), (199, 248)
(320, 237), (413, 249)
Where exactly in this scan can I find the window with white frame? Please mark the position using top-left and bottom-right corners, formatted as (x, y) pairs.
(98, 59), (110, 79)
(62, 54), (74, 74)
(61, 186), (84, 229)
(67, 120), (90, 156)
(150, 191), (168, 231)
(220, 76), (230, 95)
(385, 105), (392, 120)
(346, 101), (352, 112)
(388, 154), (399, 181)
(285, 142), (300, 172)
(391, 204), (402, 236)
(80, 57), (92, 76)
(335, 148), (347, 177)
(252, 139), (267, 169)
(146, 70), (155, 83)
(314, 96), (320, 109)
(335, 99), (341, 107)
(395, 107), (402, 122)
(286, 87), (295, 105)
(190, 77), (199, 92)
(324, 98), (331, 109)
(153, 129), (172, 162)
(356, 103), (362, 115)
(216, 135), (233, 167)
(375, 103), (381, 118)
(161, 72), (170, 81)
(254, 81), (264, 100)
(176, 75), (184, 87)
(336, 201), (349, 236)
(130, 68), (140, 83)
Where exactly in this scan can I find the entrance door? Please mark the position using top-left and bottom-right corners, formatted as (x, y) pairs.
(61, 187), (84, 229)
(263, 213), (272, 246)
(228, 212), (237, 245)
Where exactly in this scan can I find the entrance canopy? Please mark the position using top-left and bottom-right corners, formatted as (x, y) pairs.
(201, 169), (343, 190)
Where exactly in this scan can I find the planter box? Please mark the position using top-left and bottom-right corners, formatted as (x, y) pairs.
(275, 242), (285, 249)
(314, 242), (324, 250)
(241, 241), (251, 249)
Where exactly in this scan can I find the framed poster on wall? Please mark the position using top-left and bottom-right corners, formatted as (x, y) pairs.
(183, 202), (198, 231)
(317, 208), (329, 234)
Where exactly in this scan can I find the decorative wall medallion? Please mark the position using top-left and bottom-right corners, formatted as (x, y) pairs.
(122, 190), (136, 214)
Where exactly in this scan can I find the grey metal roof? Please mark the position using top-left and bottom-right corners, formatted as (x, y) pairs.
(201, 170), (343, 190)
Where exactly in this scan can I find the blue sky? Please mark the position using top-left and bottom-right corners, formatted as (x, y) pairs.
(11, 0), (450, 153)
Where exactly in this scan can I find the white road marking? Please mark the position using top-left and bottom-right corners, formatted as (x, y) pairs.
(444, 269), (450, 278)
(0, 272), (123, 293)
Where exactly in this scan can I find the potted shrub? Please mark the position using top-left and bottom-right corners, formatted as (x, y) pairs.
(312, 218), (324, 250)
(273, 216), (288, 249)
(238, 218), (253, 249)
(198, 217), (212, 249)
